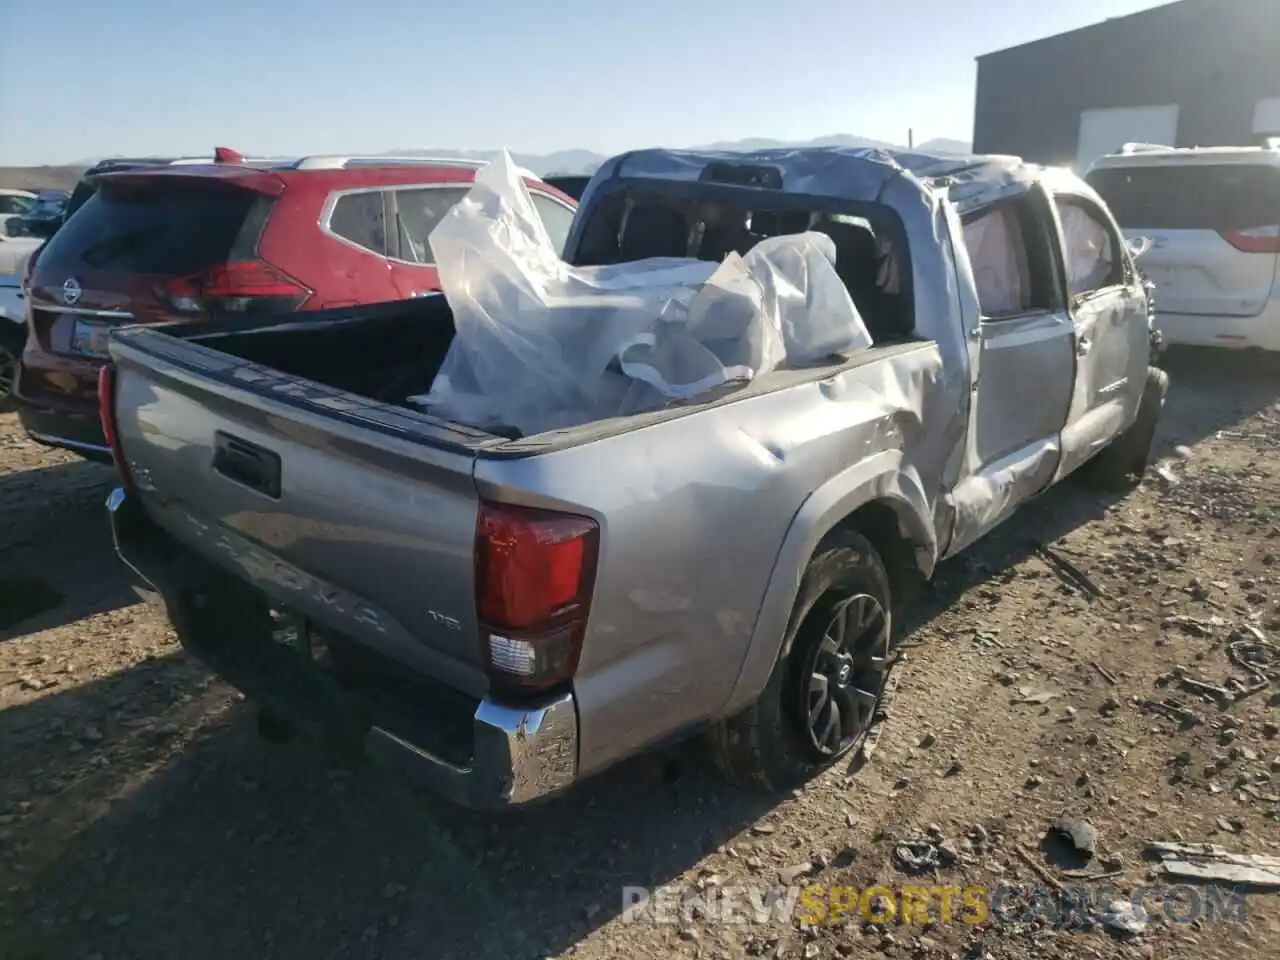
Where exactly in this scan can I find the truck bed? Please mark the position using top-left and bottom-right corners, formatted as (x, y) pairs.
(135, 294), (919, 454)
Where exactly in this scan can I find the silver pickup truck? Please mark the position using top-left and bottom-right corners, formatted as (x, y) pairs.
(101, 148), (1166, 808)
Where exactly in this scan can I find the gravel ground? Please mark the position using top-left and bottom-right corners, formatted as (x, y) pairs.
(1, 348), (1278, 960)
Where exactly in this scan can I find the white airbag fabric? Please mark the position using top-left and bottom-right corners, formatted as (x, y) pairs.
(412, 151), (872, 435)
(962, 208), (1029, 317)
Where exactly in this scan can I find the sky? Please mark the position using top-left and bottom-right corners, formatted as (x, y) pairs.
(0, 0), (1174, 166)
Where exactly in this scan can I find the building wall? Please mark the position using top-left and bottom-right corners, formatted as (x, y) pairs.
(974, 0), (1280, 166)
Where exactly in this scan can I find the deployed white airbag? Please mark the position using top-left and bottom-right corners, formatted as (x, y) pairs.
(413, 151), (872, 435)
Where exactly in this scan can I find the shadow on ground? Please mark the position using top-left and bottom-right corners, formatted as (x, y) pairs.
(0, 351), (1275, 960)
(1156, 346), (1280, 448)
(0, 652), (776, 960)
(0, 460), (134, 638)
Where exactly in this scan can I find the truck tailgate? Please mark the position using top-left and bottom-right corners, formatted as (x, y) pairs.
(108, 329), (489, 697)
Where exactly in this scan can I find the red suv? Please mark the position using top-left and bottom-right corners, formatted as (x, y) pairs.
(16, 150), (578, 460)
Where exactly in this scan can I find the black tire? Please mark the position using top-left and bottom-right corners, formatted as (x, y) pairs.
(708, 529), (892, 791)
(1076, 365), (1169, 492)
(0, 325), (22, 414)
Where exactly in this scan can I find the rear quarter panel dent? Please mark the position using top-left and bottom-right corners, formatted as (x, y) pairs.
(716, 453), (937, 720)
(506, 347), (951, 772)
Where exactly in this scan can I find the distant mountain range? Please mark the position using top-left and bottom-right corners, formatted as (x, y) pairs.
(1, 134), (972, 194)
(379, 134), (974, 176)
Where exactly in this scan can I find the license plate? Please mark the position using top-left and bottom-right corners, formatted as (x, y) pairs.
(70, 318), (112, 358)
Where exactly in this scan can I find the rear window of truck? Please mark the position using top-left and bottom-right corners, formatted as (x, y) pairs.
(571, 187), (914, 342)
(38, 180), (270, 275)
(1086, 163), (1280, 231)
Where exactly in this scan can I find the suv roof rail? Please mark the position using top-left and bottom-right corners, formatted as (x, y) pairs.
(291, 154), (489, 171)
(1118, 142), (1175, 154)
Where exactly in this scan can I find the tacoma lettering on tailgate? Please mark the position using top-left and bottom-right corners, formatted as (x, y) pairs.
(181, 510), (389, 634)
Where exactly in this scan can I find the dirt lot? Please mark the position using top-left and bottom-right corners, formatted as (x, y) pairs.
(0, 167), (86, 195)
(1, 349), (1278, 960)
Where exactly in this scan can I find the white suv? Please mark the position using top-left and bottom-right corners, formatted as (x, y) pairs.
(1086, 140), (1280, 351)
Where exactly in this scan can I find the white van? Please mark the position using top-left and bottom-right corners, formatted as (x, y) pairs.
(1086, 141), (1280, 351)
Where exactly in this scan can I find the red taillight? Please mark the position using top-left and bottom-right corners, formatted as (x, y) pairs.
(97, 364), (133, 487)
(475, 500), (599, 695)
(165, 260), (312, 315)
(1219, 225), (1280, 254)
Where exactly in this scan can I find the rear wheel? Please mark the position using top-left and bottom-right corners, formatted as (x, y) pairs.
(708, 530), (892, 790)
(1076, 366), (1169, 491)
(0, 325), (23, 413)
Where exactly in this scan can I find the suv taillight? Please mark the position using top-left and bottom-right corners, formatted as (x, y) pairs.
(165, 260), (312, 315)
(1219, 225), (1280, 254)
(475, 500), (599, 696)
(97, 364), (133, 487)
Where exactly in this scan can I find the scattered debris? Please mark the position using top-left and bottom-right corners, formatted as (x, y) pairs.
(1177, 675), (1234, 704)
(1161, 614), (1225, 638)
(779, 861), (817, 885)
(1013, 844), (1064, 891)
(1049, 819), (1097, 859)
(1095, 899), (1148, 937)
(1145, 841), (1280, 890)
(1033, 543), (1109, 603)
(1227, 638), (1279, 700)
(893, 838), (956, 874)
(1091, 661), (1118, 686)
(1137, 697), (1201, 727)
(1013, 689), (1059, 705)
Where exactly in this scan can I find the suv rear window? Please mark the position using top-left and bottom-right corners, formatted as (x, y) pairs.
(1086, 164), (1280, 231)
(38, 180), (270, 275)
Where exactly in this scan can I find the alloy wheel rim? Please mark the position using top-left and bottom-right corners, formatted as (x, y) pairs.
(799, 592), (890, 756)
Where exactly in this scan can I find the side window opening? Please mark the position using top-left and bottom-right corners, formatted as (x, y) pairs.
(391, 187), (470, 265)
(328, 191), (386, 256)
(962, 195), (1057, 319)
(530, 192), (576, 256)
(1056, 198), (1123, 298)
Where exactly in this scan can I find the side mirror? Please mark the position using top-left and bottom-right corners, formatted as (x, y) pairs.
(1125, 236), (1154, 259)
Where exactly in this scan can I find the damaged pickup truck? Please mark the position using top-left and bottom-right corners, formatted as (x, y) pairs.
(101, 147), (1166, 808)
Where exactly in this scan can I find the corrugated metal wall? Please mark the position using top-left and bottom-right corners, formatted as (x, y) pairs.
(973, 0), (1280, 167)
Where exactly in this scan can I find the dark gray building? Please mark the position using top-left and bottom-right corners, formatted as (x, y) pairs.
(973, 0), (1280, 170)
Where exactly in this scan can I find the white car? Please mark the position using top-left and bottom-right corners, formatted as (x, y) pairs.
(0, 273), (25, 410)
(0, 188), (37, 237)
(0, 239), (40, 410)
(1086, 140), (1280, 351)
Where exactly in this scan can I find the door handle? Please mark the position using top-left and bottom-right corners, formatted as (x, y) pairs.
(1076, 337), (1092, 357)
